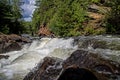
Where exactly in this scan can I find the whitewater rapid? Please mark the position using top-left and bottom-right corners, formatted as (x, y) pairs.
(0, 38), (77, 80)
(0, 36), (120, 80)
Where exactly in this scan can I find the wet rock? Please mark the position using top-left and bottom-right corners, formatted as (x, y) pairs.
(24, 50), (120, 80)
(21, 34), (32, 43)
(0, 55), (9, 59)
(58, 67), (98, 80)
(0, 33), (32, 53)
(7, 34), (22, 41)
(78, 38), (108, 49)
(74, 36), (120, 50)
(24, 57), (63, 80)
(2, 42), (21, 53)
(63, 50), (120, 80)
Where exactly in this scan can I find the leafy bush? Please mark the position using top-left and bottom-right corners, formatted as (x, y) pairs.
(105, 0), (120, 34)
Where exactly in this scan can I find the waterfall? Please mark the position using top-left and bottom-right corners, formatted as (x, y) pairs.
(0, 38), (77, 80)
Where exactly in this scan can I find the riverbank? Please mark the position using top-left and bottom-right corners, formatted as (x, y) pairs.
(0, 33), (32, 54)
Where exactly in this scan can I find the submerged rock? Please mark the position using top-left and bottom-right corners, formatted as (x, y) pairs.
(24, 50), (120, 80)
(0, 55), (9, 59)
(73, 36), (120, 50)
(24, 57), (63, 80)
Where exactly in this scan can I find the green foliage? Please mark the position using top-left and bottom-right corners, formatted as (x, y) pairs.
(49, 0), (87, 37)
(105, 0), (120, 34)
(32, 0), (120, 36)
(0, 0), (25, 34)
(33, 0), (89, 37)
(0, 0), (11, 33)
(90, 0), (100, 3)
(22, 21), (32, 34)
(32, 8), (40, 35)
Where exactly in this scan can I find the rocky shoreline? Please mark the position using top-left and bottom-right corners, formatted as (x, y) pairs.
(0, 33), (32, 59)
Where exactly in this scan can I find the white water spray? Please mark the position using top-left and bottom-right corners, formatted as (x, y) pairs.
(0, 38), (77, 80)
(0, 36), (120, 80)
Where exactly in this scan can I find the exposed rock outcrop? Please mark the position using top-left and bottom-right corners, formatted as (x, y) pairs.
(63, 50), (120, 80)
(38, 25), (55, 38)
(0, 33), (32, 53)
(24, 50), (120, 80)
(83, 4), (111, 35)
(58, 67), (98, 80)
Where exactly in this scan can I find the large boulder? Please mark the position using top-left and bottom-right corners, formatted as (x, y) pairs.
(62, 50), (120, 80)
(58, 67), (98, 80)
(24, 57), (63, 80)
(24, 50), (120, 80)
(0, 34), (32, 53)
(2, 42), (22, 53)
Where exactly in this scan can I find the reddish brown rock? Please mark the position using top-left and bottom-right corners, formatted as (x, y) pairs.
(7, 34), (21, 41)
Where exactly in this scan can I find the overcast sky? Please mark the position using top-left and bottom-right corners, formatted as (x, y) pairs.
(21, 0), (36, 21)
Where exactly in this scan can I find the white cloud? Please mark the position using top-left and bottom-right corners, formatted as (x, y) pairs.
(21, 0), (36, 21)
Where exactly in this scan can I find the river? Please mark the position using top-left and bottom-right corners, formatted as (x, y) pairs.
(0, 35), (120, 80)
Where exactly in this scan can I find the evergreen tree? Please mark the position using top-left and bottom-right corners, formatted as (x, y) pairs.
(48, 0), (88, 37)
(0, 0), (25, 34)
(0, 0), (12, 33)
(32, 0), (120, 36)
(105, 0), (120, 34)
(9, 0), (23, 34)
(32, 0), (89, 37)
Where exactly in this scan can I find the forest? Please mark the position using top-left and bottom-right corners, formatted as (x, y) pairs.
(0, 0), (120, 37)
(0, 0), (31, 34)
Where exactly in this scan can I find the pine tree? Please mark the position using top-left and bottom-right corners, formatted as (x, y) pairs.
(0, 0), (25, 34)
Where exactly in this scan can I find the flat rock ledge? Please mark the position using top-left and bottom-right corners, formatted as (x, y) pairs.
(24, 50), (120, 80)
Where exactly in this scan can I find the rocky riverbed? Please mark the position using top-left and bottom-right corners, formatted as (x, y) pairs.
(24, 50), (120, 80)
(0, 35), (120, 80)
